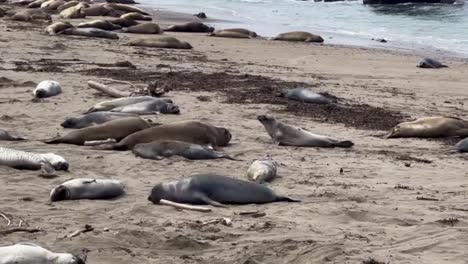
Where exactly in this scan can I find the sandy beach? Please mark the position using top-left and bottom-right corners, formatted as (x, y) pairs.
(1, 2), (468, 263)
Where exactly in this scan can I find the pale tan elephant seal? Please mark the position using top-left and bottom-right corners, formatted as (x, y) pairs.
(210, 29), (253, 39)
(26, 0), (48, 8)
(9, 9), (51, 21)
(122, 22), (161, 34)
(104, 3), (148, 15)
(44, 117), (151, 145)
(273, 31), (324, 43)
(78, 20), (122, 31)
(247, 156), (278, 183)
(257, 114), (354, 148)
(45, 21), (74, 35)
(82, 5), (111, 16)
(57, 1), (79, 12)
(40, 0), (66, 10)
(385, 116), (468, 138)
(63, 27), (119, 39)
(106, 17), (138, 27)
(120, 12), (152, 21)
(211, 28), (257, 38)
(60, 2), (88, 19)
(127, 37), (192, 49)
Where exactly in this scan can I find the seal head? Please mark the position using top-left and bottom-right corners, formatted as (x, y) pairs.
(49, 185), (70, 202)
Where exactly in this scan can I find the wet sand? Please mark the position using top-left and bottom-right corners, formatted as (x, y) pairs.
(1, 2), (468, 263)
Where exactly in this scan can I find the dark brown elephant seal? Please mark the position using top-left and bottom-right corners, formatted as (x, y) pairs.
(78, 20), (122, 31)
(120, 12), (152, 21)
(165, 22), (214, 33)
(41, 0), (66, 10)
(127, 37), (192, 49)
(385, 116), (468, 138)
(273, 31), (324, 43)
(106, 17), (138, 27)
(63, 27), (119, 39)
(82, 5), (111, 16)
(44, 117), (150, 145)
(45, 21), (73, 35)
(106, 0), (137, 4)
(122, 22), (162, 34)
(104, 3), (148, 15)
(114, 121), (232, 150)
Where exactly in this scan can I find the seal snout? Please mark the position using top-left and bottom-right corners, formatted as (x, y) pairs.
(49, 185), (70, 202)
(34, 89), (46, 98)
(56, 162), (69, 171)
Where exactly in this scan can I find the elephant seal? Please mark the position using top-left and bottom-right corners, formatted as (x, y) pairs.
(247, 156), (278, 183)
(122, 22), (162, 34)
(104, 3), (148, 15)
(0, 129), (25, 141)
(114, 121), (231, 150)
(63, 27), (119, 39)
(278, 87), (332, 104)
(127, 37), (192, 49)
(107, 0), (137, 4)
(0, 243), (86, 264)
(45, 117), (150, 145)
(106, 17), (138, 27)
(82, 5), (110, 16)
(417, 58), (448, 69)
(0, 147), (68, 173)
(210, 29), (251, 39)
(87, 96), (171, 112)
(273, 31), (324, 43)
(385, 116), (468, 138)
(148, 173), (300, 206)
(214, 28), (257, 37)
(33, 80), (62, 98)
(194, 12), (207, 19)
(110, 100), (179, 115)
(57, 0), (79, 12)
(45, 21), (73, 35)
(454, 138), (468, 153)
(50, 178), (125, 201)
(257, 114), (354, 148)
(120, 12), (152, 21)
(41, 0), (66, 10)
(78, 20), (122, 31)
(165, 22), (214, 33)
(132, 140), (237, 160)
(9, 9), (51, 21)
(59, 3), (87, 19)
(61, 112), (137, 129)
(26, 0), (47, 8)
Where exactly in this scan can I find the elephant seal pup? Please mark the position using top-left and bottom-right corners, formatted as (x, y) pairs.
(0, 243), (86, 264)
(57, 0), (79, 12)
(132, 140), (237, 160)
(210, 29), (251, 39)
(273, 31), (324, 43)
(385, 116), (468, 138)
(50, 178), (125, 201)
(0, 129), (25, 141)
(106, 17), (138, 27)
(59, 3), (87, 19)
(78, 20), (122, 31)
(114, 121), (231, 150)
(104, 3), (148, 15)
(63, 27), (119, 39)
(110, 100), (179, 115)
(247, 156), (278, 183)
(417, 58), (448, 69)
(120, 12), (152, 21)
(0, 147), (69, 173)
(165, 22), (214, 33)
(45, 21), (73, 35)
(122, 22), (162, 34)
(87, 96), (172, 112)
(61, 112), (137, 129)
(214, 28), (257, 37)
(148, 173), (299, 206)
(127, 37), (193, 49)
(33, 80), (62, 98)
(45, 117), (150, 145)
(278, 87), (332, 104)
(454, 138), (468, 153)
(257, 114), (354, 148)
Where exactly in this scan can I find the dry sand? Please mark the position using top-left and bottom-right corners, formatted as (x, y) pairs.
(1, 3), (468, 263)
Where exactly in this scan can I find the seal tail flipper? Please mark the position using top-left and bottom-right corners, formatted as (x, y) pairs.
(335, 140), (354, 148)
(42, 136), (62, 144)
(218, 152), (242, 161)
(197, 193), (228, 208)
(276, 196), (301, 203)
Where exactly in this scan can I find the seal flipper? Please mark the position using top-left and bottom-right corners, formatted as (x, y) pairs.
(195, 192), (228, 208)
(334, 140), (354, 148)
(43, 136), (63, 144)
(276, 196), (301, 203)
(40, 162), (56, 175)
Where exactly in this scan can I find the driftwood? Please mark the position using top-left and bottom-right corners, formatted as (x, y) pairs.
(159, 199), (212, 213)
(0, 228), (41, 236)
(64, 224), (94, 238)
(87, 81), (131, 98)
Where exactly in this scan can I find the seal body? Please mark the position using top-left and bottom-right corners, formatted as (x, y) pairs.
(61, 112), (137, 129)
(386, 116), (468, 138)
(63, 27), (119, 39)
(104, 3), (148, 15)
(127, 37), (193, 49)
(165, 22), (214, 33)
(45, 21), (73, 35)
(115, 121), (231, 150)
(247, 157), (278, 183)
(132, 140), (235, 160)
(59, 3), (87, 19)
(106, 17), (138, 27)
(273, 31), (324, 43)
(278, 88), (331, 104)
(33, 80), (62, 98)
(0, 243), (85, 264)
(455, 138), (468, 153)
(50, 178), (125, 201)
(82, 5), (110, 16)
(45, 117), (150, 145)
(257, 114), (354, 148)
(78, 20), (122, 31)
(57, 1), (79, 12)
(148, 173), (299, 206)
(120, 12), (152, 21)
(417, 58), (448, 68)
(10, 9), (51, 21)
(0, 129), (25, 141)
(210, 29), (251, 39)
(0, 147), (69, 172)
(122, 22), (162, 34)
(110, 100), (179, 115)
(87, 96), (172, 112)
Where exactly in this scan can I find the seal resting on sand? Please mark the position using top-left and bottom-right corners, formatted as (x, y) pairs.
(210, 28), (257, 39)
(45, 21), (73, 35)
(87, 96), (172, 112)
(127, 37), (193, 49)
(0, 243), (86, 264)
(165, 22), (214, 33)
(50, 178), (125, 201)
(57, 1), (79, 12)
(0, 129), (25, 141)
(0, 147), (68, 173)
(120, 12), (152, 21)
(454, 138), (468, 153)
(385, 116), (468, 138)
(78, 20), (122, 31)
(44, 117), (151, 145)
(247, 156), (278, 183)
(9, 9), (51, 21)
(122, 22), (162, 34)
(105, 17), (138, 27)
(61, 112), (137, 129)
(114, 121), (232, 150)
(257, 114), (354, 148)
(59, 3), (87, 19)
(132, 140), (237, 160)
(417, 58), (448, 69)
(82, 5), (111, 16)
(33, 80), (62, 98)
(62, 27), (119, 39)
(273, 31), (324, 43)
(104, 3), (148, 15)
(148, 173), (300, 206)
(278, 87), (332, 104)
(110, 100), (180, 115)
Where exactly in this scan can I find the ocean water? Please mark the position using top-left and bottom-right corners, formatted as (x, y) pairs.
(139, 0), (468, 57)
